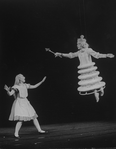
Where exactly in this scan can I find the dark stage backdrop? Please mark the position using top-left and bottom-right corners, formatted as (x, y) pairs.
(0, 0), (116, 127)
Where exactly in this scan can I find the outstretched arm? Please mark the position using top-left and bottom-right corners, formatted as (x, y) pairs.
(45, 48), (79, 59)
(89, 48), (115, 59)
(55, 52), (79, 59)
(45, 48), (78, 59)
(4, 85), (15, 96)
(29, 76), (46, 89)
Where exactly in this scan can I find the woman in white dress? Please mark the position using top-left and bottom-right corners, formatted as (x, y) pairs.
(4, 74), (46, 138)
(46, 35), (114, 102)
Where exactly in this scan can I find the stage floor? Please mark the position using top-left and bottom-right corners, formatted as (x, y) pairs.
(0, 121), (116, 149)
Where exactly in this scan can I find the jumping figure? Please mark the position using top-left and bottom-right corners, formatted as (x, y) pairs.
(45, 35), (114, 102)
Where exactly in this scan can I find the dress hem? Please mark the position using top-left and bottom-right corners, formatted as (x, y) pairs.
(9, 114), (38, 121)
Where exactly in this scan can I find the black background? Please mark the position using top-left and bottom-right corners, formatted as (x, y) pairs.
(0, 0), (116, 127)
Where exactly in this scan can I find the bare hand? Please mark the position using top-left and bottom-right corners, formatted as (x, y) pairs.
(107, 53), (115, 58)
(55, 52), (62, 58)
(42, 76), (46, 82)
(4, 85), (10, 91)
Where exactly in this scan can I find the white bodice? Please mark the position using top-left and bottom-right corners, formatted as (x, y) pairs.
(78, 48), (93, 68)
(12, 84), (30, 98)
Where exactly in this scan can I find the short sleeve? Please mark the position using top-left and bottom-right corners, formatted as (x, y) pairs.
(11, 85), (19, 92)
(12, 85), (18, 90)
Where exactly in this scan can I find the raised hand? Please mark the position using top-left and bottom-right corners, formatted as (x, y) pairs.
(4, 85), (10, 91)
(42, 76), (46, 82)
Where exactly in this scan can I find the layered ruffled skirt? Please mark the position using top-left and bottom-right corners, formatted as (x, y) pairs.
(9, 97), (38, 121)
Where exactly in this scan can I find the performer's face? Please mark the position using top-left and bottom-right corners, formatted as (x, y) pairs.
(77, 43), (81, 49)
(84, 43), (89, 48)
(20, 75), (25, 83)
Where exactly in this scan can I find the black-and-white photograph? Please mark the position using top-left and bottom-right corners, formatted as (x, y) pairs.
(0, 0), (116, 148)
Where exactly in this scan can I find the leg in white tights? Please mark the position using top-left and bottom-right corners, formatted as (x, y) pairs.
(94, 90), (100, 102)
(33, 118), (45, 133)
(100, 87), (104, 96)
(14, 121), (23, 137)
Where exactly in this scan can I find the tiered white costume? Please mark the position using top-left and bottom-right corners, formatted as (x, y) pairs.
(77, 48), (105, 95)
(9, 83), (38, 121)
